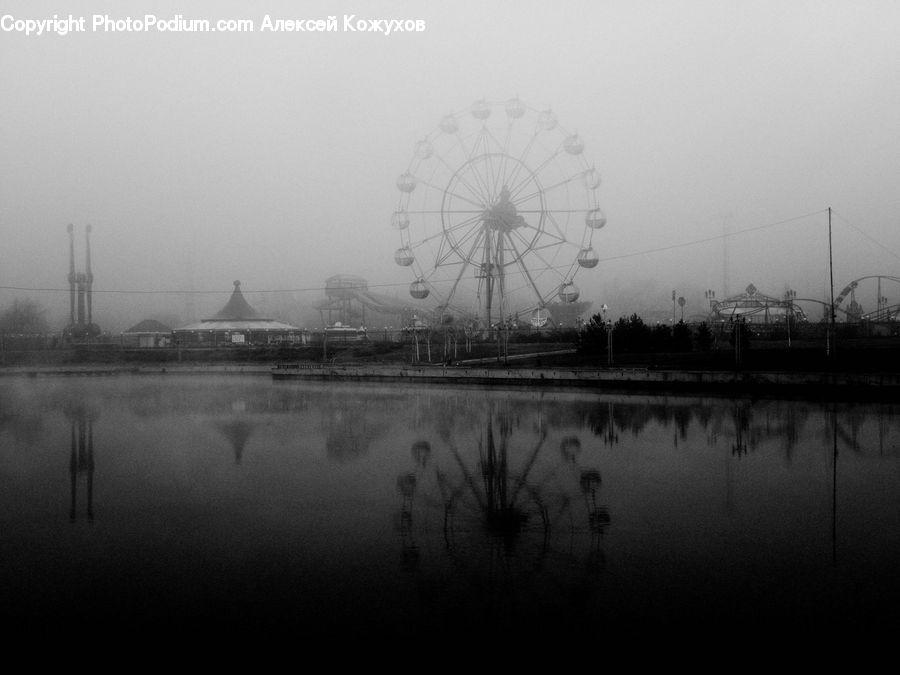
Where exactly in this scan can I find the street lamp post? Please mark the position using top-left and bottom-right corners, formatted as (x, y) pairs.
(607, 320), (613, 366)
(784, 289), (796, 348)
(730, 317), (743, 368)
(600, 304), (612, 367)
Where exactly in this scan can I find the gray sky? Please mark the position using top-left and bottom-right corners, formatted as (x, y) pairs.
(2, 0), (899, 330)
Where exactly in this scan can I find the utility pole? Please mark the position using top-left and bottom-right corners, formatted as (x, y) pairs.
(784, 289), (796, 348)
(828, 207), (836, 361)
(607, 320), (613, 367)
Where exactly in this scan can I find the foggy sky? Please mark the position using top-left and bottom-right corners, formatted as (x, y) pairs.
(2, 0), (899, 331)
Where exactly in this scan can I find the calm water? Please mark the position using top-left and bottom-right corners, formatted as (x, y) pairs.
(2, 375), (899, 638)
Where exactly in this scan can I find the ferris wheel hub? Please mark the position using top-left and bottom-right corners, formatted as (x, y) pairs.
(482, 184), (527, 232)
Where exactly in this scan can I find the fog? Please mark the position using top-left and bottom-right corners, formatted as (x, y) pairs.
(2, 0), (899, 332)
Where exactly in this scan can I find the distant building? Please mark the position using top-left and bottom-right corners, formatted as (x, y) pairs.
(710, 284), (807, 324)
(122, 319), (172, 348)
(172, 280), (308, 346)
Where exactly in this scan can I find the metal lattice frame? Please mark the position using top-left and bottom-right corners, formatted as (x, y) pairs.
(392, 98), (606, 329)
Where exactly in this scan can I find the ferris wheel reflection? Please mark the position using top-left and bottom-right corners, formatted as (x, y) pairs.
(396, 399), (611, 630)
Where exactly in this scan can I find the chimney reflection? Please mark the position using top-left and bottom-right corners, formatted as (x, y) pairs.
(67, 406), (96, 523)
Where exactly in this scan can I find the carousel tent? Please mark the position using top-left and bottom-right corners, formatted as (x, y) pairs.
(173, 281), (307, 345)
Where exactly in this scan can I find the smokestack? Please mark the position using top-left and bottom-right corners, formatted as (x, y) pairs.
(85, 224), (93, 325)
(67, 224), (76, 326)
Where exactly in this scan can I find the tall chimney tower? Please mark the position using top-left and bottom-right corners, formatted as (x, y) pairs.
(65, 224), (100, 341)
(85, 224), (93, 325)
(68, 223), (76, 326)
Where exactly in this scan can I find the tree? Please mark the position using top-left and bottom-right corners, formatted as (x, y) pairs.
(0, 299), (49, 335)
(614, 314), (652, 353)
(577, 312), (609, 355)
(695, 322), (714, 351)
(672, 320), (693, 352)
(650, 323), (672, 352)
(728, 317), (751, 349)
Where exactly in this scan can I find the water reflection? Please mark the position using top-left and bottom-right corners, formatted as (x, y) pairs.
(396, 398), (615, 634)
(212, 398), (256, 464)
(66, 402), (96, 522)
(0, 376), (899, 637)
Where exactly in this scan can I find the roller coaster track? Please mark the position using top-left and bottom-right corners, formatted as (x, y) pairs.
(834, 275), (900, 321)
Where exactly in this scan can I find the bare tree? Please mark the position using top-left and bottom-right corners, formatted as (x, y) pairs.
(0, 299), (49, 334)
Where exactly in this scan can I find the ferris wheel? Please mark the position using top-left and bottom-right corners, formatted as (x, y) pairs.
(392, 97), (606, 329)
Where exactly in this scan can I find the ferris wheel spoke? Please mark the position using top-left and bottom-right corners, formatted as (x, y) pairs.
(459, 145), (502, 204)
(442, 231), (486, 306)
(482, 124), (510, 156)
(410, 219), (470, 249)
(514, 173), (582, 205)
(492, 124), (516, 199)
(510, 227), (567, 267)
(506, 226), (565, 264)
(453, 133), (500, 205)
(430, 216), (484, 262)
(456, 131), (495, 202)
(507, 211), (564, 246)
(508, 149), (563, 200)
(485, 152), (501, 203)
(442, 213), (486, 241)
(481, 126), (512, 196)
(416, 178), (485, 210)
(502, 132), (540, 190)
(454, 171), (491, 206)
(455, 163), (495, 207)
(542, 209), (571, 242)
(436, 218), (485, 266)
(436, 153), (488, 205)
(529, 238), (574, 254)
(405, 209), (482, 215)
(504, 232), (550, 307)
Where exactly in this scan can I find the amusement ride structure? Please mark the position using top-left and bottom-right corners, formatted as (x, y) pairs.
(833, 276), (900, 322)
(392, 98), (606, 331)
(705, 277), (900, 331)
(708, 284), (808, 324)
(313, 274), (416, 330)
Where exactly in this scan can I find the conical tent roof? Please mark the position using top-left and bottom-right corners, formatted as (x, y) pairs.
(208, 280), (267, 321)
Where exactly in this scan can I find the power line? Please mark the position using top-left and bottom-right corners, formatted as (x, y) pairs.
(831, 209), (900, 262)
(0, 281), (414, 295)
(0, 209), (831, 296)
(595, 209), (827, 264)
